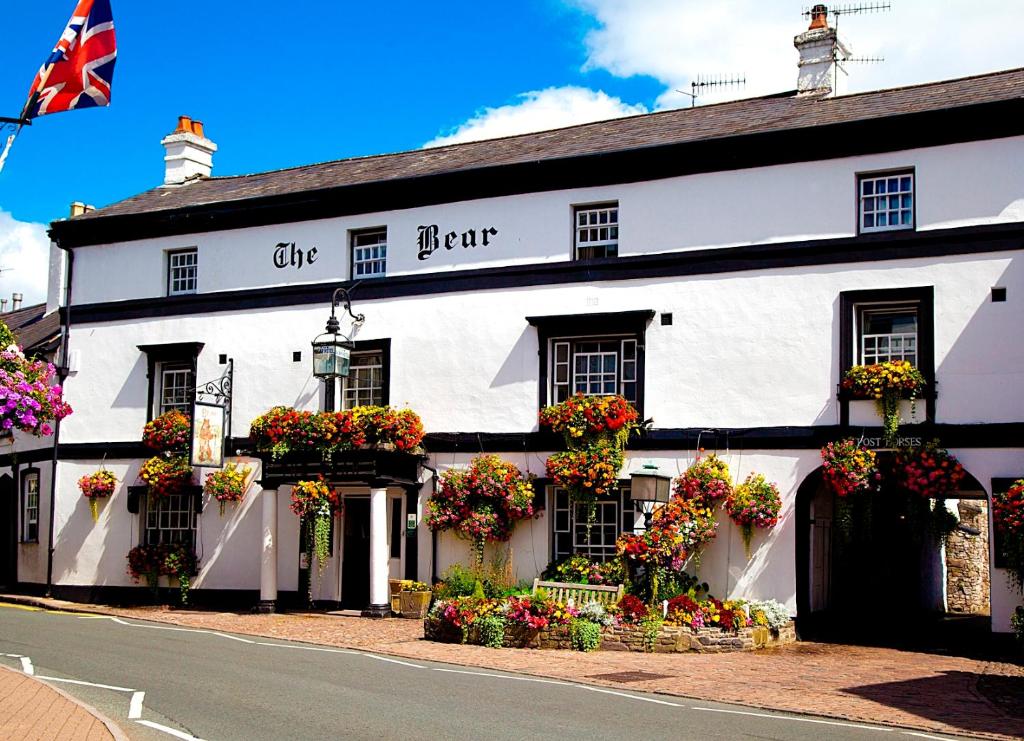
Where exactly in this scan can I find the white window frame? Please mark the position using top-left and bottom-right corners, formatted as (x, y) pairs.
(856, 303), (919, 366)
(341, 350), (384, 410)
(156, 362), (194, 417)
(167, 248), (198, 296)
(550, 336), (638, 405)
(551, 484), (640, 562)
(144, 491), (197, 546)
(574, 203), (619, 260)
(859, 171), (914, 234)
(21, 471), (39, 543)
(351, 228), (388, 278)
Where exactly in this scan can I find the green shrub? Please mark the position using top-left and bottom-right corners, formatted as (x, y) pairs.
(432, 564), (479, 600)
(478, 614), (507, 648)
(472, 580), (487, 599)
(569, 618), (602, 652)
(639, 613), (664, 653)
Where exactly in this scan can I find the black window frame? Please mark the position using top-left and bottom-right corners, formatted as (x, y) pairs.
(324, 338), (391, 412)
(838, 287), (934, 425)
(142, 490), (198, 548)
(138, 342), (204, 422)
(527, 310), (653, 418)
(548, 481), (639, 563)
(856, 168), (916, 236)
(20, 467), (40, 544)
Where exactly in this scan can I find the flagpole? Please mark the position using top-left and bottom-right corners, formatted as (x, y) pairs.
(0, 118), (31, 176)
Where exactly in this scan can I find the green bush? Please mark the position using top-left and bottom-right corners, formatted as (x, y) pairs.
(569, 618), (602, 652)
(478, 614), (507, 649)
(432, 564), (479, 600)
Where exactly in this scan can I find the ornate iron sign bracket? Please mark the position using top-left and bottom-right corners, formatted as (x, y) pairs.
(195, 358), (233, 444)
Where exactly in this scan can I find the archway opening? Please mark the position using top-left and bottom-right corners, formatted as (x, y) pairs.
(795, 461), (991, 651)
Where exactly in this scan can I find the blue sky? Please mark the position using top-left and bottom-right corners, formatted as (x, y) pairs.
(1, 0), (1022, 303)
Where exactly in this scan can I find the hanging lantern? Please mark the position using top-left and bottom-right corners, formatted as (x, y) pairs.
(311, 289), (363, 380)
(630, 463), (672, 529)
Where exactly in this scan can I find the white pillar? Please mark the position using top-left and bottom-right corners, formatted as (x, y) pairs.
(258, 488), (278, 613)
(365, 485), (390, 617)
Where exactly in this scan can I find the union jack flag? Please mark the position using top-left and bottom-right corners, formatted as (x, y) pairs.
(23, 0), (117, 119)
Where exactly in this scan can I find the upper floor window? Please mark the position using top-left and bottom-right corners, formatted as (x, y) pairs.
(342, 351), (384, 409)
(551, 485), (640, 563)
(351, 229), (387, 278)
(168, 248), (198, 295)
(859, 171), (914, 233)
(858, 306), (918, 366)
(551, 337), (637, 405)
(21, 470), (39, 543)
(144, 491), (196, 546)
(157, 362), (195, 416)
(574, 203), (618, 259)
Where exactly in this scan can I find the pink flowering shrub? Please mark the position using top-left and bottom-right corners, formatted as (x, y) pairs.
(0, 348), (71, 436)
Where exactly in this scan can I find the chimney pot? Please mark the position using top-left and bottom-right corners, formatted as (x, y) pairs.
(809, 4), (829, 30)
(161, 115), (217, 185)
(12, 293), (23, 311)
(1, 299), (7, 312)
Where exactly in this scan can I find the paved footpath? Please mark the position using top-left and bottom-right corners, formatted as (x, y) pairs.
(3, 594), (1022, 740)
(0, 663), (126, 741)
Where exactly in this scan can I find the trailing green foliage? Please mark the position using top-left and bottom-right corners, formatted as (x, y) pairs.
(477, 614), (507, 648)
(569, 618), (602, 652)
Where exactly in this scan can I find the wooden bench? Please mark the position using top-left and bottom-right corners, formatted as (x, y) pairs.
(531, 579), (624, 607)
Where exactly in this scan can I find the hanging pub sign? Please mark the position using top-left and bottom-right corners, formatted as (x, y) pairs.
(191, 401), (226, 468)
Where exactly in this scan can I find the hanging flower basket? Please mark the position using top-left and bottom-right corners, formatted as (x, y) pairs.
(142, 409), (191, 452)
(545, 443), (623, 522)
(78, 469), (118, 522)
(139, 455), (194, 498)
(539, 394), (638, 448)
(726, 473), (782, 558)
(673, 454), (733, 509)
(993, 479), (1024, 591)
(891, 440), (965, 499)
(820, 439), (880, 498)
(0, 346), (72, 436)
(841, 361), (926, 444)
(291, 478), (341, 604)
(425, 454), (535, 567)
(203, 462), (253, 514)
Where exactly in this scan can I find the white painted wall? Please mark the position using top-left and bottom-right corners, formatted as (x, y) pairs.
(67, 135), (1024, 305)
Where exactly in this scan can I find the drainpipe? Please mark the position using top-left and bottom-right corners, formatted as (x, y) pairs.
(421, 462), (439, 584)
(45, 240), (74, 597)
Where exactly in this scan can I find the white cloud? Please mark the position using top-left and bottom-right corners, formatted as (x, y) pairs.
(424, 86), (647, 147)
(0, 210), (49, 307)
(574, 0), (1024, 109)
(426, 1), (1024, 145)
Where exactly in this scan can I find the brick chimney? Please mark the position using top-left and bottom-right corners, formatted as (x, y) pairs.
(160, 115), (217, 185)
(794, 4), (851, 97)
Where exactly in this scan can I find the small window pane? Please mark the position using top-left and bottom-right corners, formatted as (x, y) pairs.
(574, 204), (619, 260)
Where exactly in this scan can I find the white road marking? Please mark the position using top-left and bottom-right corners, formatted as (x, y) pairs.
(691, 706), (897, 732)
(254, 641), (359, 655)
(3, 652), (24, 657)
(129, 690), (145, 719)
(360, 653), (424, 668)
(212, 632), (255, 644)
(19, 656), (33, 675)
(901, 733), (955, 740)
(36, 674), (136, 693)
(135, 719), (206, 740)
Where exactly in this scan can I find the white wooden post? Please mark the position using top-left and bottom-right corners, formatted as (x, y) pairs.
(258, 487), (278, 613)
(365, 485), (390, 617)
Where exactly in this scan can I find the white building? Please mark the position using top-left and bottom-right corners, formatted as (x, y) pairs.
(3, 15), (1022, 633)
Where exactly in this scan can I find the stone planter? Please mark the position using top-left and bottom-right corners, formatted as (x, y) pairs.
(425, 617), (797, 653)
(399, 590), (432, 619)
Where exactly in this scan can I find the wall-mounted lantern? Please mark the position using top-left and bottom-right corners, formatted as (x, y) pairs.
(630, 463), (672, 529)
(312, 287), (365, 381)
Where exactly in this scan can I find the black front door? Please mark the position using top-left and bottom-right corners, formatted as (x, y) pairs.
(341, 498), (370, 609)
(0, 474), (15, 589)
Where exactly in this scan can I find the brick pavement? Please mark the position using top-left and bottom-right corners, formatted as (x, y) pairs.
(0, 664), (124, 741)
(4, 595), (1023, 740)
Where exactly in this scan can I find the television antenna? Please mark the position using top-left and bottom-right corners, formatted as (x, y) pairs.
(801, 3), (891, 91)
(676, 74), (747, 108)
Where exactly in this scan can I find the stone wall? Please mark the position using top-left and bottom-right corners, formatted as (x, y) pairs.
(425, 618), (797, 653)
(946, 500), (991, 615)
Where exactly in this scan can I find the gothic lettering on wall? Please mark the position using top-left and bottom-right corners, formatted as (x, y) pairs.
(418, 225), (498, 261)
(273, 242), (319, 270)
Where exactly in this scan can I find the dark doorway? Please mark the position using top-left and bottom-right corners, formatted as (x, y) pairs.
(341, 498), (370, 610)
(0, 474), (14, 589)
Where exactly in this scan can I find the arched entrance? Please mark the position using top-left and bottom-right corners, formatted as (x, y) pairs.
(795, 462), (990, 648)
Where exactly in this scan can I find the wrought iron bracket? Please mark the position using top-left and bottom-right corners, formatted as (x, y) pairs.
(195, 358), (234, 442)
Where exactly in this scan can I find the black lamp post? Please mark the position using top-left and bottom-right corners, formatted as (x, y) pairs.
(312, 287), (365, 380)
(630, 463), (672, 529)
